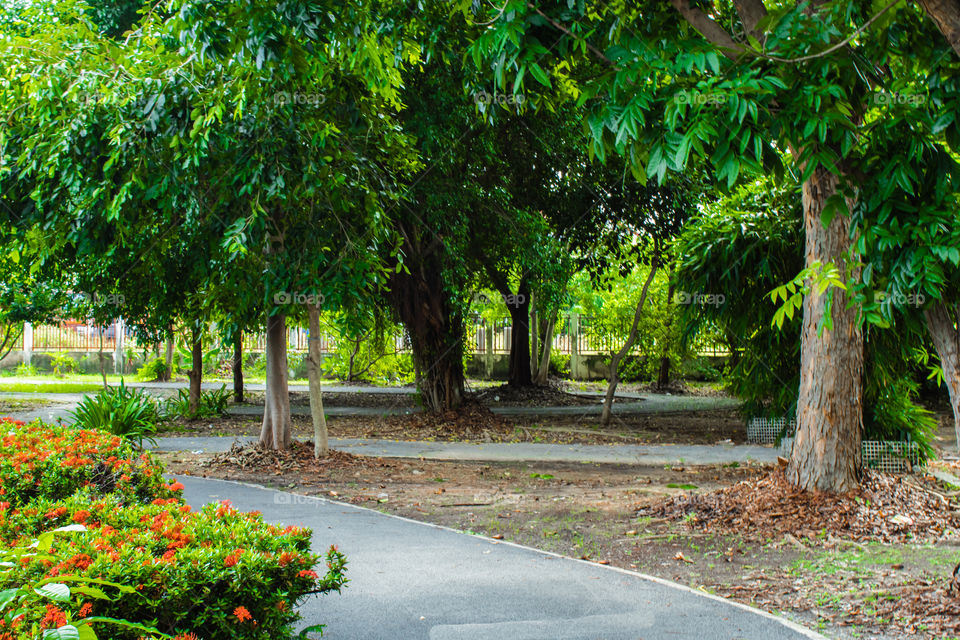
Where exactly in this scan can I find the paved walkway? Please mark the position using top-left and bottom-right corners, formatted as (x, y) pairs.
(179, 476), (819, 640)
(152, 436), (776, 466)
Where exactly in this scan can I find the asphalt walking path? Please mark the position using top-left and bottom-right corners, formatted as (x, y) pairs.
(153, 436), (777, 466)
(179, 475), (821, 640)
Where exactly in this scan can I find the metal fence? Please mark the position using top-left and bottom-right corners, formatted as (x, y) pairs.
(18, 315), (728, 357)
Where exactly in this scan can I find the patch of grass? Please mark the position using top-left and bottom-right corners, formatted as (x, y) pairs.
(529, 473), (555, 480)
(666, 483), (699, 490)
(0, 381), (105, 393)
(0, 397), (53, 410)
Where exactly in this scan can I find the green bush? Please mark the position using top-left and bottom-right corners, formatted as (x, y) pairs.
(548, 352), (570, 377)
(14, 362), (38, 377)
(0, 419), (176, 509)
(49, 353), (77, 378)
(162, 385), (230, 420)
(70, 383), (161, 448)
(136, 357), (169, 382)
(1, 494), (345, 640)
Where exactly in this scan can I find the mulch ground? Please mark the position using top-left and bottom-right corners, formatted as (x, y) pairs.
(641, 468), (960, 544)
(472, 381), (599, 407)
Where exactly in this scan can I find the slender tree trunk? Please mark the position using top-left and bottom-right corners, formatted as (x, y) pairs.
(925, 302), (960, 449)
(533, 312), (557, 385)
(657, 283), (676, 388)
(601, 263), (659, 425)
(506, 282), (533, 387)
(530, 292), (539, 376)
(786, 166), (863, 493)
(307, 306), (329, 458)
(232, 333), (244, 403)
(98, 330), (107, 389)
(259, 313), (291, 449)
(187, 324), (202, 417)
(162, 331), (174, 382)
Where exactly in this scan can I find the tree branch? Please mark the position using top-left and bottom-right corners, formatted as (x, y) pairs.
(918, 0), (960, 58)
(669, 0), (745, 60)
(732, 0), (768, 44)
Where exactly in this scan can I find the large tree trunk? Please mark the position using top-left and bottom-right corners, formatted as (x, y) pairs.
(506, 281), (533, 387)
(187, 324), (202, 417)
(388, 248), (465, 413)
(925, 302), (960, 449)
(601, 263), (659, 425)
(533, 311), (557, 385)
(232, 333), (244, 403)
(259, 313), (291, 449)
(786, 166), (863, 493)
(307, 306), (329, 458)
(919, 0), (960, 58)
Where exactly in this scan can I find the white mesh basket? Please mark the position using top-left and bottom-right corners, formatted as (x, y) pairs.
(746, 417), (796, 444)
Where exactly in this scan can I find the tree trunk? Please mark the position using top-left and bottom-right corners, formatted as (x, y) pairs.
(259, 313), (291, 449)
(98, 330), (107, 389)
(925, 302), (960, 449)
(187, 324), (202, 417)
(657, 283), (676, 388)
(919, 0), (960, 58)
(307, 306), (329, 458)
(530, 292), (539, 376)
(533, 312), (557, 385)
(162, 332), (173, 381)
(388, 250), (465, 413)
(601, 263), (659, 425)
(506, 281), (533, 387)
(786, 166), (863, 493)
(232, 333), (244, 403)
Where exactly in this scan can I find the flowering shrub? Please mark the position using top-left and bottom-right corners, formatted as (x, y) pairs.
(0, 422), (348, 640)
(0, 420), (177, 508)
(1, 493), (347, 639)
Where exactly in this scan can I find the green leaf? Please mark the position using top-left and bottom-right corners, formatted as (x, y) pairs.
(528, 62), (551, 87)
(35, 583), (70, 601)
(43, 627), (80, 640)
(0, 588), (18, 612)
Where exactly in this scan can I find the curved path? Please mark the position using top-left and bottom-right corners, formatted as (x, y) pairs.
(179, 476), (820, 640)
(153, 436), (776, 466)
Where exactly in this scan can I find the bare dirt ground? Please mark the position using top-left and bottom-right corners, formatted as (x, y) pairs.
(160, 406), (747, 445)
(159, 407), (960, 640)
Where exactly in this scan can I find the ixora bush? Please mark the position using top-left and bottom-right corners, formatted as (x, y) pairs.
(0, 420), (175, 508)
(0, 420), (347, 640)
(1, 495), (346, 640)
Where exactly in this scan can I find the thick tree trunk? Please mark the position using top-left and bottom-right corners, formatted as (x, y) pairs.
(307, 306), (329, 458)
(533, 312), (557, 385)
(919, 0), (960, 58)
(259, 313), (291, 449)
(601, 264), (659, 425)
(232, 333), (244, 403)
(786, 166), (863, 493)
(925, 302), (960, 449)
(506, 282), (533, 387)
(388, 248), (465, 413)
(187, 324), (202, 417)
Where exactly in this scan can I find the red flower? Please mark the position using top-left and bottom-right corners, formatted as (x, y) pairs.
(77, 603), (93, 618)
(40, 605), (67, 629)
(233, 606), (253, 623)
(297, 569), (319, 579)
(45, 507), (67, 519)
(224, 553), (240, 568)
(72, 510), (91, 523)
